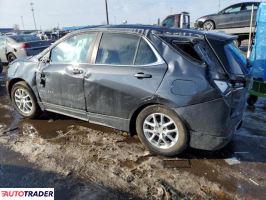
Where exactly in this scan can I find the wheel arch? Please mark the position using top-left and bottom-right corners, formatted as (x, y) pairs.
(8, 78), (28, 97)
(6, 52), (15, 61)
(129, 103), (190, 139)
(129, 103), (161, 135)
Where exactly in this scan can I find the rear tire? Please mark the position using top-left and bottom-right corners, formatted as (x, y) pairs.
(247, 95), (258, 106)
(11, 81), (42, 118)
(136, 105), (188, 157)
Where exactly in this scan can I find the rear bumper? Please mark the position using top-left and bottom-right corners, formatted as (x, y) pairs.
(174, 96), (245, 150)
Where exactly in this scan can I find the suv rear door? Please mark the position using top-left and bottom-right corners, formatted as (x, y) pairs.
(84, 32), (167, 119)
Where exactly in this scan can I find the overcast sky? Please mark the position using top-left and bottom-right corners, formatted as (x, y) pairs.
(0, 0), (260, 30)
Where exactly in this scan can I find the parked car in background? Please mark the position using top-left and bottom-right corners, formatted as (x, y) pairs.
(6, 25), (249, 156)
(195, 2), (260, 30)
(0, 34), (52, 63)
(0, 59), (3, 74)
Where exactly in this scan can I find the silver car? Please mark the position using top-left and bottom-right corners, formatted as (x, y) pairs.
(0, 34), (52, 63)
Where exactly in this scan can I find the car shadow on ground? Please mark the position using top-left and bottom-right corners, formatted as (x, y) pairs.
(0, 146), (140, 200)
(0, 164), (140, 200)
(20, 110), (266, 164)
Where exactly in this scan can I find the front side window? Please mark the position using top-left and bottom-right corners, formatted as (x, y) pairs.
(135, 39), (157, 65)
(162, 16), (174, 28)
(96, 33), (139, 65)
(50, 33), (97, 63)
(224, 5), (242, 13)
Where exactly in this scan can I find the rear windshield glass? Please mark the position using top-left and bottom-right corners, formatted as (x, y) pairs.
(224, 43), (246, 75)
(10, 35), (40, 42)
(208, 38), (247, 75)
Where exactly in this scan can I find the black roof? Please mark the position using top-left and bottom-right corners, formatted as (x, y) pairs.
(76, 24), (237, 42)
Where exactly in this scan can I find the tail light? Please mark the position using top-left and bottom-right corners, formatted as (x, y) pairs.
(20, 43), (30, 49)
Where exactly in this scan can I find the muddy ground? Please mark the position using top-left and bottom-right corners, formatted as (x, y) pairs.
(0, 69), (265, 200)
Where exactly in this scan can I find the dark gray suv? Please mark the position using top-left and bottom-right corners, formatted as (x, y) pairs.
(6, 25), (249, 156)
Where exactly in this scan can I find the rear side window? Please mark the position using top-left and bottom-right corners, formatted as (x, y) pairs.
(96, 33), (139, 65)
(135, 39), (157, 65)
(242, 3), (259, 11)
(172, 41), (202, 63)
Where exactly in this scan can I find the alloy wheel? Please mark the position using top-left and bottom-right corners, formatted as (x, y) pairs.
(203, 21), (214, 30)
(143, 113), (179, 149)
(14, 88), (33, 114)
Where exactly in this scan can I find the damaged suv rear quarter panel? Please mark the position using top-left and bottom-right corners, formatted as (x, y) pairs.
(148, 33), (220, 108)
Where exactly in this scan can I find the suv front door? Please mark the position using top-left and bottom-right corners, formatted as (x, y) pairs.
(84, 32), (167, 119)
(37, 32), (97, 115)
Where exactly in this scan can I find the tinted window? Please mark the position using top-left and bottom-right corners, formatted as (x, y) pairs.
(135, 39), (157, 65)
(162, 16), (174, 28)
(9, 35), (40, 42)
(96, 33), (139, 65)
(172, 41), (202, 63)
(224, 5), (242, 13)
(50, 33), (96, 63)
(224, 43), (246, 75)
(242, 3), (259, 11)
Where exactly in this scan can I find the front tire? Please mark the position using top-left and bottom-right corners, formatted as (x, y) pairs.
(7, 53), (16, 63)
(136, 105), (188, 157)
(203, 20), (215, 31)
(11, 81), (42, 118)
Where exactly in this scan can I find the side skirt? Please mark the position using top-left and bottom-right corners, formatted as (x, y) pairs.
(43, 102), (130, 132)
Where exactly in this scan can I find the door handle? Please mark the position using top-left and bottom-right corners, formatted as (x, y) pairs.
(72, 68), (83, 75)
(134, 72), (152, 79)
